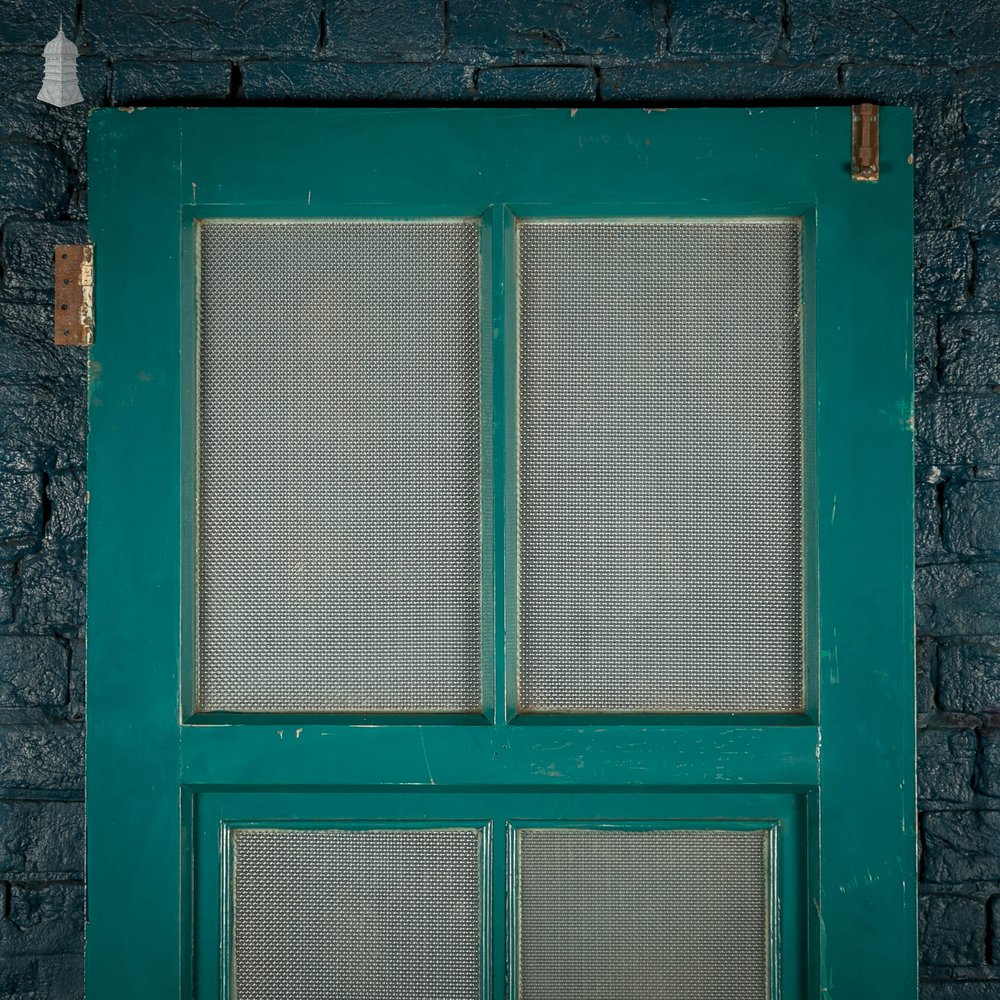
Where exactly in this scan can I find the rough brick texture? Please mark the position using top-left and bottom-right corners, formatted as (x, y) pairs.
(1, 1), (999, 995)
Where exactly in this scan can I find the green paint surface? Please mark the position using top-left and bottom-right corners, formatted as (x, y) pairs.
(88, 107), (914, 998)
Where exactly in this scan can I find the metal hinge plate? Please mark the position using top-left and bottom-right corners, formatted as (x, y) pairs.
(851, 103), (879, 182)
(54, 244), (94, 346)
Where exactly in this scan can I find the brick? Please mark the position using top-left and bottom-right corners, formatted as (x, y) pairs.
(915, 230), (971, 310)
(915, 312), (937, 394)
(0, 472), (42, 562)
(111, 60), (231, 105)
(946, 482), (1000, 555)
(477, 66), (596, 101)
(920, 893), (984, 967)
(917, 563), (1000, 637)
(16, 547), (85, 632)
(0, 304), (86, 390)
(2, 0), (75, 47)
(923, 810), (1000, 883)
(916, 482), (944, 563)
(914, 151), (965, 233)
(82, 0), (321, 57)
(324, 0), (443, 61)
(45, 470), (85, 554)
(668, 0), (783, 61)
(1, 220), (89, 294)
(921, 984), (1000, 1000)
(34, 953), (83, 1000)
(241, 61), (473, 101)
(0, 384), (86, 473)
(939, 642), (1000, 715)
(0, 725), (83, 792)
(0, 141), (68, 215)
(841, 64), (962, 152)
(602, 62), (836, 102)
(920, 728), (975, 804)
(939, 314), (1000, 390)
(0, 636), (66, 709)
(974, 235), (1000, 311)
(961, 69), (1000, 169)
(1, 883), (84, 956)
(446, 0), (660, 65)
(976, 730), (1000, 798)
(918, 636), (937, 714)
(917, 394), (1000, 468)
(0, 802), (83, 877)
(787, 0), (1000, 67)
(955, 167), (1000, 232)
(66, 638), (84, 720)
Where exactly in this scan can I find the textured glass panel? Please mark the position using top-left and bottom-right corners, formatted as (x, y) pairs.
(233, 827), (482, 1000)
(517, 220), (802, 712)
(197, 220), (482, 713)
(517, 827), (770, 1000)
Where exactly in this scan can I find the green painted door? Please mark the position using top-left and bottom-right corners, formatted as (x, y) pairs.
(87, 108), (915, 999)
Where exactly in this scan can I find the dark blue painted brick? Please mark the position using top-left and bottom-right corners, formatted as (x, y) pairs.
(956, 167), (1000, 231)
(0, 802), (83, 877)
(0, 384), (86, 472)
(82, 0), (321, 57)
(16, 547), (85, 632)
(974, 235), (1000, 311)
(920, 893), (984, 967)
(477, 66), (595, 101)
(601, 62), (837, 101)
(917, 394), (1000, 468)
(0, 472), (42, 562)
(668, 0), (783, 61)
(0, 140), (68, 215)
(1, 883), (84, 956)
(1, 219), (89, 294)
(0, 563), (15, 628)
(923, 810), (1000, 883)
(241, 61), (473, 101)
(975, 730), (1000, 798)
(0, 636), (68, 708)
(914, 151), (964, 233)
(45, 470), (85, 554)
(2, 0), (73, 47)
(324, 0), (443, 61)
(0, 304), (87, 390)
(945, 482), (1000, 555)
(787, 0), (1000, 67)
(918, 636), (937, 714)
(915, 230), (971, 310)
(34, 954), (83, 1000)
(922, 983), (1000, 999)
(917, 563), (1000, 637)
(916, 482), (944, 563)
(111, 60), (231, 105)
(939, 314), (1000, 390)
(939, 642), (1000, 715)
(961, 69), (1000, 169)
(919, 728), (975, 803)
(840, 65), (961, 153)
(915, 312), (937, 393)
(0, 725), (83, 792)
(446, 0), (661, 65)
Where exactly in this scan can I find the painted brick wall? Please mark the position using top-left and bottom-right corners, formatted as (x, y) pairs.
(0, 1), (997, 996)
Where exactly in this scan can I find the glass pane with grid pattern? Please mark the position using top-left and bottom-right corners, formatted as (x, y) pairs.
(197, 220), (482, 713)
(517, 219), (803, 713)
(232, 827), (483, 1000)
(517, 826), (770, 1000)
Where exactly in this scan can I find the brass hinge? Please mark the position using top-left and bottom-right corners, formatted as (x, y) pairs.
(851, 103), (879, 182)
(54, 244), (94, 346)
